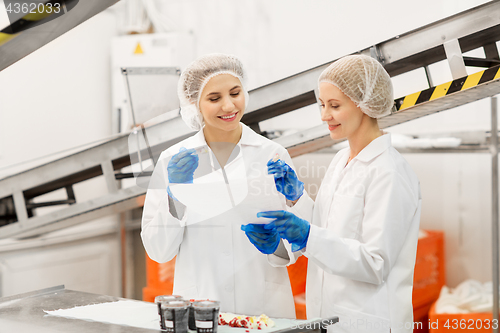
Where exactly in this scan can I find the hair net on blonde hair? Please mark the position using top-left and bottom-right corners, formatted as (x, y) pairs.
(177, 53), (249, 131)
(318, 54), (394, 118)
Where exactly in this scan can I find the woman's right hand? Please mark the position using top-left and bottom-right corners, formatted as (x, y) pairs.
(267, 158), (304, 201)
(259, 210), (310, 252)
(167, 147), (199, 184)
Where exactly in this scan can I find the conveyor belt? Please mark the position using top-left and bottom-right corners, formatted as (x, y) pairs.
(1, 1), (500, 239)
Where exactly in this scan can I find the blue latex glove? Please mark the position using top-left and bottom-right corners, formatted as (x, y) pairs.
(167, 147), (199, 184)
(258, 210), (310, 252)
(267, 158), (304, 201)
(241, 224), (280, 255)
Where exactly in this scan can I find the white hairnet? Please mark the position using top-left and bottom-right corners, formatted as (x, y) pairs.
(177, 53), (250, 131)
(318, 54), (394, 118)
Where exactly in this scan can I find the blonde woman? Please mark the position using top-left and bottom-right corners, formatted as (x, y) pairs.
(254, 55), (422, 332)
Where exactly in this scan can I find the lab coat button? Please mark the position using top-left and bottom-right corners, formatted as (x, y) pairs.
(223, 251), (231, 256)
(225, 285), (233, 292)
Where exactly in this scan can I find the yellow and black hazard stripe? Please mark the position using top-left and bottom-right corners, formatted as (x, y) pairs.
(0, 9), (52, 46)
(0, 31), (16, 45)
(395, 64), (500, 111)
(0, 1), (68, 47)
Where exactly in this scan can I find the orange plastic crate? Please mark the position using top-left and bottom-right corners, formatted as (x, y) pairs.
(287, 255), (308, 319)
(413, 230), (445, 309)
(143, 286), (173, 303)
(294, 294), (306, 320)
(429, 302), (495, 332)
(143, 254), (176, 302)
(287, 255), (308, 296)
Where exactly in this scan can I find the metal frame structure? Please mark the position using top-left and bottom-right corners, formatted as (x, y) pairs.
(0, 2), (500, 329)
(1, 1), (499, 240)
(492, 97), (499, 330)
(244, 0), (500, 156)
(0, 0), (120, 71)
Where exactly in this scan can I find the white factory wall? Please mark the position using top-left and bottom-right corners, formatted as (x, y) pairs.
(153, 0), (490, 88)
(0, 10), (118, 172)
(0, 0), (495, 297)
(0, 10), (122, 297)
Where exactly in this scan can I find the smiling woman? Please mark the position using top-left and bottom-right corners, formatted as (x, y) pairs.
(250, 55), (422, 333)
(177, 54), (249, 134)
(141, 53), (312, 319)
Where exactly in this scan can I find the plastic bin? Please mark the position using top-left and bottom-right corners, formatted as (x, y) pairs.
(429, 302), (495, 332)
(142, 254), (175, 302)
(413, 301), (434, 333)
(287, 255), (308, 296)
(287, 255), (308, 319)
(413, 230), (446, 309)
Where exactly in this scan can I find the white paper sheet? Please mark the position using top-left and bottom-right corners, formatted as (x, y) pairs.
(233, 174), (287, 224)
(170, 179), (241, 221)
(44, 300), (160, 330)
(170, 173), (286, 225)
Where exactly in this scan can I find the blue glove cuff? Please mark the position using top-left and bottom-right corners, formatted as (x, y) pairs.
(286, 180), (304, 201)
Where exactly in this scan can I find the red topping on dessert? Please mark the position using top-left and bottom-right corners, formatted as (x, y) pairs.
(219, 313), (274, 330)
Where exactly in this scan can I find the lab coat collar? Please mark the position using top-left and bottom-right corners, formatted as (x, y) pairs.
(188, 123), (264, 148)
(188, 128), (210, 149)
(239, 123), (265, 146)
(354, 132), (392, 163)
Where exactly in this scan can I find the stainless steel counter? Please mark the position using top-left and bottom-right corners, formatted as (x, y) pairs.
(0, 286), (338, 333)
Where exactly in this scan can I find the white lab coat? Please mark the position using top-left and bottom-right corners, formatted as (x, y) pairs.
(292, 133), (421, 333)
(141, 124), (306, 319)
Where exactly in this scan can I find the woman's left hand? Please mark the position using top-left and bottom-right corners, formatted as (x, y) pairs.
(241, 224), (280, 254)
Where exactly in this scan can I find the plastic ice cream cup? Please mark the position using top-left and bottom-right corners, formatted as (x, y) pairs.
(192, 300), (220, 333)
(155, 295), (184, 330)
(161, 300), (190, 333)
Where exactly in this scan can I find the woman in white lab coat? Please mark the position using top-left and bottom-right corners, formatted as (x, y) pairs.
(256, 55), (422, 332)
(141, 54), (308, 319)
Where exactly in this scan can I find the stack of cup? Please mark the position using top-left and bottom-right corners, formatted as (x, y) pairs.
(155, 295), (184, 330)
(161, 300), (191, 333)
(192, 300), (221, 333)
(155, 295), (220, 332)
